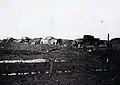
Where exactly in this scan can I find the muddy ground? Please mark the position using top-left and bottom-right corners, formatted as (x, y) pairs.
(0, 45), (120, 85)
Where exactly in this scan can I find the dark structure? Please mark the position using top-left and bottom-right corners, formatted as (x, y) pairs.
(110, 38), (120, 49)
(72, 38), (84, 47)
(56, 39), (62, 45)
(83, 35), (95, 45)
(99, 40), (107, 45)
(94, 38), (100, 45)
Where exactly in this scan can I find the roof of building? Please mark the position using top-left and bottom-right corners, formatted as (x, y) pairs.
(110, 38), (120, 44)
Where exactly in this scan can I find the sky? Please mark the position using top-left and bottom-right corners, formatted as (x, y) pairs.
(0, 0), (120, 40)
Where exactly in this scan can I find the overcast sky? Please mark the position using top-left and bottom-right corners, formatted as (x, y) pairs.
(0, 0), (120, 40)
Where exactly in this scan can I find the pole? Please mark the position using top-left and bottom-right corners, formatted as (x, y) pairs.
(107, 33), (110, 48)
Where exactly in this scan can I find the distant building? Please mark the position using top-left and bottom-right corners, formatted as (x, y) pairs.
(30, 38), (42, 44)
(45, 36), (55, 40)
(98, 40), (107, 48)
(99, 40), (108, 45)
(83, 35), (94, 45)
(83, 35), (94, 41)
(62, 39), (72, 47)
(110, 38), (120, 49)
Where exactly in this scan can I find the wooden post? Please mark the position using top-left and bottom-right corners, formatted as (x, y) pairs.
(49, 59), (53, 76)
(49, 57), (55, 77)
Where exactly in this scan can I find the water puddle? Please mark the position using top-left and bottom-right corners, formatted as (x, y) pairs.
(1, 71), (41, 76)
(1, 70), (72, 76)
(0, 59), (66, 63)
